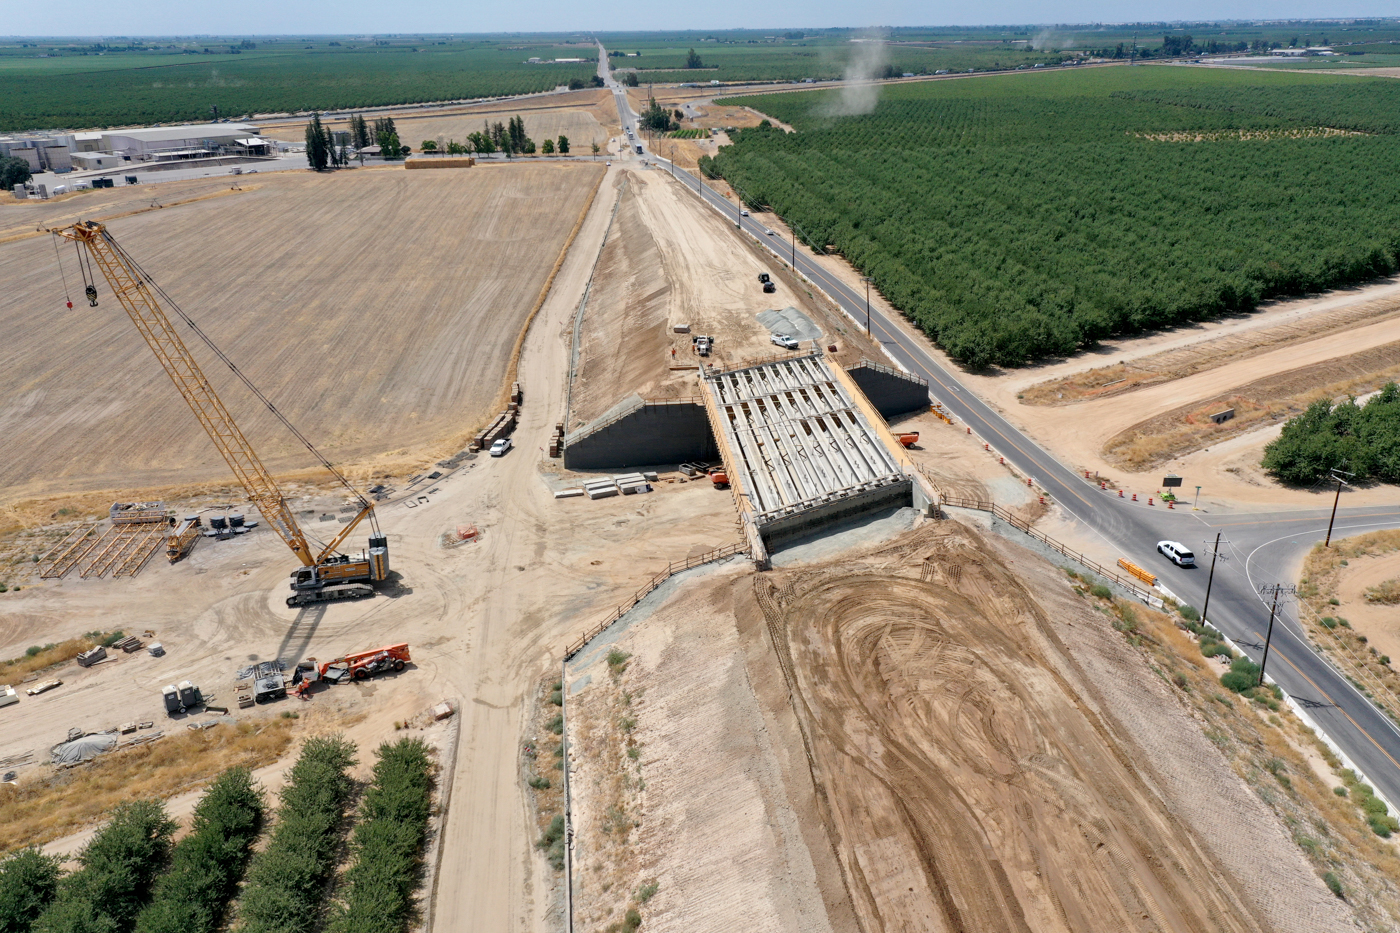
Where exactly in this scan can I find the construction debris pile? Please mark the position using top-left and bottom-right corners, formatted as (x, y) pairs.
(470, 382), (522, 452)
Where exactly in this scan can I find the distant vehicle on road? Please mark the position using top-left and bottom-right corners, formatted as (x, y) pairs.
(765, 228), (775, 236)
(490, 437), (513, 457)
(770, 333), (799, 350)
(740, 209), (749, 216)
(1157, 540), (1195, 567)
(635, 144), (643, 154)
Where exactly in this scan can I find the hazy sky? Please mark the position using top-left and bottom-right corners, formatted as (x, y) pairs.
(23, 2), (1398, 37)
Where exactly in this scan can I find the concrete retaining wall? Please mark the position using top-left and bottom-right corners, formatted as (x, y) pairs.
(563, 402), (718, 471)
(846, 363), (930, 419)
(759, 479), (914, 550)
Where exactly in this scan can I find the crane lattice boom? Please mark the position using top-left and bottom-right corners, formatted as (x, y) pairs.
(57, 220), (318, 565)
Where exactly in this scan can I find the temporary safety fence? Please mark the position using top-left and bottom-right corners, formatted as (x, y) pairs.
(939, 494), (1153, 602)
(563, 541), (749, 660)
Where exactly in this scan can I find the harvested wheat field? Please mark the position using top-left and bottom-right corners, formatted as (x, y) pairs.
(258, 89), (622, 149)
(0, 161), (603, 510)
(568, 517), (1354, 933)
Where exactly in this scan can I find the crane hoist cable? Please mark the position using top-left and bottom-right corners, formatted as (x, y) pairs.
(91, 227), (377, 536)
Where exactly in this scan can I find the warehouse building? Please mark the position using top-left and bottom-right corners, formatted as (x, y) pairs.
(101, 122), (269, 161)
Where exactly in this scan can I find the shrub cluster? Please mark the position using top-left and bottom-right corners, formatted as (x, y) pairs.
(134, 768), (265, 933)
(237, 736), (357, 933)
(1337, 769), (1400, 837)
(0, 849), (62, 933)
(1263, 383), (1400, 485)
(32, 800), (176, 933)
(328, 739), (435, 933)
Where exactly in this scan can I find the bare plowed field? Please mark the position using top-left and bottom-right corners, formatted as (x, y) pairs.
(1022, 291), (1400, 406)
(0, 162), (602, 510)
(1103, 339), (1400, 469)
(258, 89), (621, 150)
(756, 527), (1268, 933)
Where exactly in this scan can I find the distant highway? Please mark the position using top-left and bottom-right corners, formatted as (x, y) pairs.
(596, 43), (1400, 806)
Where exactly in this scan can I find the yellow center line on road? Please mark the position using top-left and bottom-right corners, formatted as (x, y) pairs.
(860, 309), (1101, 511)
(1260, 634), (1400, 774)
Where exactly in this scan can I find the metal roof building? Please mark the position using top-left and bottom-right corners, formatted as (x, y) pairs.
(102, 123), (264, 160)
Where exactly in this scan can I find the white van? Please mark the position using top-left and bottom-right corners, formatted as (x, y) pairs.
(1157, 541), (1195, 567)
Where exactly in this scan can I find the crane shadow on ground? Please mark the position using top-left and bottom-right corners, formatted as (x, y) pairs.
(277, 602), (327, 665)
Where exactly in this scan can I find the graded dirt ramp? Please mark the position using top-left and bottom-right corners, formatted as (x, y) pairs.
(757, 530), (1267, 933)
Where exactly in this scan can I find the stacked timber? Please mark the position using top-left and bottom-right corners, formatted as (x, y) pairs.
(548, 422), (565, 458)
(109, 501), (168, 524)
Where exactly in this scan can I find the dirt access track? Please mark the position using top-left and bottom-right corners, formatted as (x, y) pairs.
(0, 162), (602, 514)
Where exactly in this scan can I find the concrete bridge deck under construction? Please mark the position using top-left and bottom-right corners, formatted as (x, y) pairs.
(700, 352), (937, 561)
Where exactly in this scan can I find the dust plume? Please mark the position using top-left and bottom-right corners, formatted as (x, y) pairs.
(817, 33), (888, 118)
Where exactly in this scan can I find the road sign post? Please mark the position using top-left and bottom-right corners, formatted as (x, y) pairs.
(1193, 485), (1202, 510)
(861, 276), (873, 336)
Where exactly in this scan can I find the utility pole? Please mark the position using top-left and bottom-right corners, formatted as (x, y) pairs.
(1201, 532), (1226, 626)
(1257, 584), (1297, 686)
(1324, 467), (1353, 547)
(861, 276), (873, 335)
(791, 225), (796, 267)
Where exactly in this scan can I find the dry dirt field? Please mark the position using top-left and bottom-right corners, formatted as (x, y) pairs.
(257, 89), (622, 151)
(568, 166), (880, 427)
(1334, 551), (1400, 671)
(0, 163), (769, 933)
(566, 518), (1357, 933)
(0, 161), (602, 516)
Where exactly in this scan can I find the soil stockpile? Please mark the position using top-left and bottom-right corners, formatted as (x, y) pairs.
(755, 526), (1269, 933)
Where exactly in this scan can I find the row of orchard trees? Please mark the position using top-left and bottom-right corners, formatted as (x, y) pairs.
(0, 735), (435, 933)
(1263, 383), (1400, 485)
(703, 71), (1400, 369)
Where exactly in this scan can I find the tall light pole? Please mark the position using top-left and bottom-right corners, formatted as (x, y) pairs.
(1324, 467), (1353, 547)
(790, 225), (796, 268)
(861, 276), (873, 335)
(1257, 584), (1297, 687)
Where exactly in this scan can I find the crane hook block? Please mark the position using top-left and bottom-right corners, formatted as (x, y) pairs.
(84, 284), (98, 307)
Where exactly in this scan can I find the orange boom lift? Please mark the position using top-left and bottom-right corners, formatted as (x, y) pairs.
(55, 220), (390, 607)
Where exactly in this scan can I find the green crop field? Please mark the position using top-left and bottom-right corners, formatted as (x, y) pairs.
(706, 67), (1400, 368)
(0, 39), (597, 132)
(605, 40), (1064, 83)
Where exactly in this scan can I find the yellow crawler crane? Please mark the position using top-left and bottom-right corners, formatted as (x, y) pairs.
(56, 220), (389, 607)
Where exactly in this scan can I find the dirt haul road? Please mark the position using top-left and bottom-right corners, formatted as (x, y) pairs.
(0, 163), (600, 514)
(0, 165), (742, 931)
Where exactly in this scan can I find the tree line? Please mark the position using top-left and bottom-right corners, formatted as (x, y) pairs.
(702, 70), (1400, 368)
(1262, 383), (1400, 485)
(0, 735), (435, 933)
